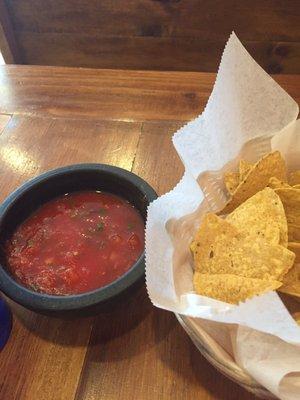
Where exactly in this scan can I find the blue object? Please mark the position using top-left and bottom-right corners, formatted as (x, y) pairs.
(0, 297), (12, 349)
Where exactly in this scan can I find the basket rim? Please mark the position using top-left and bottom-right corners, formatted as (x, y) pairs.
(175, 314), (276, 399)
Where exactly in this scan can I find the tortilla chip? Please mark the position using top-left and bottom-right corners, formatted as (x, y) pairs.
(289, 171), (300, 186)
(220, 151), (287, 214)
(191, 213), (294, 280)
(193, 273), (281, 304)
(275, 187), (300, 242)
(224, 172), (239, 194)
(226, 187), (287, 246)
(288, 242), (300, 263)
(239, 160), (253, 182)
(278, 263), (300, 298)
(268, 177), (290, 190)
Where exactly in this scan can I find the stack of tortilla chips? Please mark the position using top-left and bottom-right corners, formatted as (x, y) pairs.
(191, 151), (300, 304)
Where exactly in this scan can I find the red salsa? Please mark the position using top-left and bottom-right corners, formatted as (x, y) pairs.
(5, 191), (144, 295)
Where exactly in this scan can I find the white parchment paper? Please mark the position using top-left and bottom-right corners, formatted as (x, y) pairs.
(146, 33), (300, 399)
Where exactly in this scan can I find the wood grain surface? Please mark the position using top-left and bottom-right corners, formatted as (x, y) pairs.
(0, 66), (299, 122)
(5, 0), (299, 40)
(2, 0), (300, 73)
(0, 0), (20, 63)
(0, 115), (255, 400)
(12, 33), (300, 74)
(1, 66), (299, 400)
(0, 116), (141, 400)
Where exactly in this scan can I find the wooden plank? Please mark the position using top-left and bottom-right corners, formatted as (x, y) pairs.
(5, 0), (300, 71)
(16, 32), (224, 71)
(0, 66), (211, 121)
(6, 0), (300, 42)
(1, 303), (94, 400)
(15, 32), (300, 73)
(76, 121), (255, 400)
(133, 121), (185, 195)
(1, 66), (299, 122)
(0, 116), (142, 191)
(0, 115), (141, 400)
(0, 0), (20, 63)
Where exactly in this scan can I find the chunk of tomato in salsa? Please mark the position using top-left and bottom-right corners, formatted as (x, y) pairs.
(5, 191), (144, 295)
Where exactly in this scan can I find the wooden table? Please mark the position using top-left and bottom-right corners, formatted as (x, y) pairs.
(0, 66), (299, 400)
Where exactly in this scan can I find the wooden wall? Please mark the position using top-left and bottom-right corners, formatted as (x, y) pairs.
(1, 0), (300, 73)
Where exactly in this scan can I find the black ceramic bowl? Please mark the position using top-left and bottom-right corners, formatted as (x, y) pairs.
(0, 164), (157, 317)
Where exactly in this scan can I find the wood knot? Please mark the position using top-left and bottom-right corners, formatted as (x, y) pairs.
(184, 92), (197, 101)
(267, 62), (283, 74)
(274, 45), (289, 57)
(139, 24), (162, 37)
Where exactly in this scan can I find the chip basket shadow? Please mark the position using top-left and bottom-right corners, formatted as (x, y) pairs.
(176, 314), (276, 399)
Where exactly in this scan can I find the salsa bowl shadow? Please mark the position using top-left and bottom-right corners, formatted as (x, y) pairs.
(0, 164), (157, 317)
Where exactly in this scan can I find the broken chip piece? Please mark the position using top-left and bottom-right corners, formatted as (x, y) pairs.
(239, 159), (253, 182)
(289, 171), (300, 186)
(221, 151), (287, 214)
(224, 172), (240, 194)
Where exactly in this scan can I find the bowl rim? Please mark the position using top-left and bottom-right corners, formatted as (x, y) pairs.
(0, 163), (157, 311)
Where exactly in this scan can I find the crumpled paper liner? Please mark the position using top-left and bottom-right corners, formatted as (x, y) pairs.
(146, 33), (300, 399)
